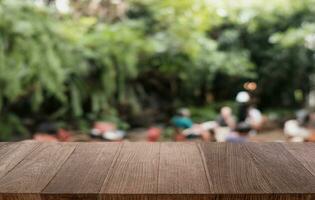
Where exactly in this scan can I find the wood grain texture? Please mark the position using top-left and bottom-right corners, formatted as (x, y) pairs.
(40, 194), (96, 200)
(0, 143), (7, 147)
(99, 142), (160, 199)
(282, 143), (315, 177)
(155, 194), (314, 200)
(0, 142), (314, 200)
(42, 143), (121, 200)
(0, 142), (40, 179)
(0, 194), (40, 200)
(244, 143), (315, 193)
(158, 143), (209, 194)
(0, 142), (76, 200)
(199, 143), (272, 194)
(3, 193), (314, 200)
(101, 194), (157, 200)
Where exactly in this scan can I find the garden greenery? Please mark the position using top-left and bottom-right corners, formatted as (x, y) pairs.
(1, 0), (315, 139)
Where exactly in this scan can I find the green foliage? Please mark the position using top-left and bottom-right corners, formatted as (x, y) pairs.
(236, 4), (315, 107)
(0, 114), (29, 141)
(263, 108), (295, 122)
(189, 101), (237, 123)
(0, 0), (86, 114)
(2, 0), (315, 139)
(81, 21), (153, 106)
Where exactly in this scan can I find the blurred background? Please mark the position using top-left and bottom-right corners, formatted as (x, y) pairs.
(1, 0), (315, 142)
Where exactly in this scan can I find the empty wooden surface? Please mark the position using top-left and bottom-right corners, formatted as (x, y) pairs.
(0, 142), (314, 200)
(198, 143), (273, 194)
(100, 142), (160, 199)
(42, 143), (121, 200)
(159, 143), (209, 194)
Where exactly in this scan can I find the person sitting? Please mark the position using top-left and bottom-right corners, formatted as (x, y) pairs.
(284, 110), (311, 142)
(226, 122), (251, 143)
(171, 108), (194, 141)
(236, 91), (250, 122)
(217, 106), (236, 129)
(171, 108), (213, 141)
(90, 122), (126, 141)
(246, 106), (264, 131)
(215, 106), (236, 142)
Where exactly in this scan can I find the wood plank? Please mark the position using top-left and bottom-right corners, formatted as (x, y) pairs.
(156, 194), (313, 200)
(102, 194), (156, 200)
(158, 143), (209, 194)
(282, 143), (315, 177)
(0, 143), (7, 147)
(41, 142), (121, 200)
(0, 142), (40, 179)
(0, 194), (40, 200)
(0, 142), (314, 200)
(0, 142), (76, 200)
(99, 142), (160, 200)
(1, 193), (314, 200)
(198, 143), (272, 194)
(40, 194), (96, 200)
(244, 143), (315, 193)
(102, 194), (315, 199)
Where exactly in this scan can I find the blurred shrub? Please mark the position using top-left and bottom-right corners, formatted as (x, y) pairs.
(190, 101), (237, 123)
(0, 114), (29, 141)
(0, 1), (84, 111)
(2, 0), (315, 139)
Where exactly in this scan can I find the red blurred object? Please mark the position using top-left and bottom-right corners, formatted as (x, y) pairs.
(57, 129), (72, 141)
(147, 127), (161, 142)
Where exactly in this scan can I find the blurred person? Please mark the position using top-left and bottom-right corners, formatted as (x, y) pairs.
(284, 111), (310, 142)
(90, 122), (126, 141)
(171, 108), (193, 130)
(246, 106), (264, 131)
(182, 121), (217, 142)
(216, 106), (236, 129)
(33, 122), (58, 142)
(33, 122), (72, 142)
(215, 106), (236, 142)
(284, 120), (310, 142)
(287, 109), (315, 142)
(171, 108), (194, 141)
(226, 122), (251, 143)
(171, 108), (213, 141)
(236, 91), (250, 122)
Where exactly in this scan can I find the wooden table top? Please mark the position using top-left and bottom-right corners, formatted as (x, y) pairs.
(0, 142), (314, 200)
